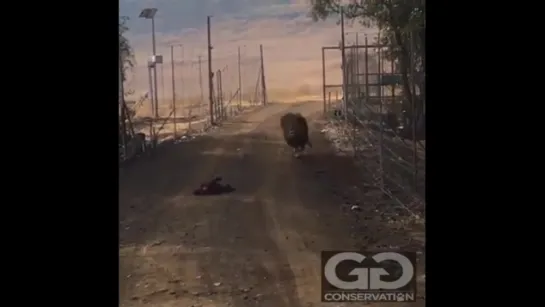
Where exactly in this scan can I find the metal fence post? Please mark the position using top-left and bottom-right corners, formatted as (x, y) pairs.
(170, 46), (177, 140)
(322, 47), (327, 115)
(377, 35), (385, 192)
(259, 44), (267, 106)
(340, 7), (348, 122)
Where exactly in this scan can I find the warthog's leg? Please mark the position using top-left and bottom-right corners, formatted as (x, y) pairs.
(293, 146), (305, 158)
(288, 147), (297, 157)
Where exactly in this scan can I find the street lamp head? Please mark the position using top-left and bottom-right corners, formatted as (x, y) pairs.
(139, 8), (157, 19)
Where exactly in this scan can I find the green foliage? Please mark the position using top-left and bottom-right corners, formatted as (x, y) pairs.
(119, 16), (135, 82)
(309, 0), (425, 118)
(309, 0), (424, 71)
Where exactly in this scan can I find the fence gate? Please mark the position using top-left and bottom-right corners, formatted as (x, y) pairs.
(320, 37), (425, 218)
(321, 42), (403, 117)
(321, 46), (343, 115)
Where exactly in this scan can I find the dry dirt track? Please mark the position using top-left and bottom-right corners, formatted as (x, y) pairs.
(119, 101), (425, 307)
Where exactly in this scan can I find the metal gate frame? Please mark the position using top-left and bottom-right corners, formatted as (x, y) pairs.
(320, 40), (425, 218)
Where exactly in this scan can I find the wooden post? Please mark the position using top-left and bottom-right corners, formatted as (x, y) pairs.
(322, 47), (326, 115)
(170, 45), (177, 139)
(238, 46), (242, 109)
(218, 69), (224, 119)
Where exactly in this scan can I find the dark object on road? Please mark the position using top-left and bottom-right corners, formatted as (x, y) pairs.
(280, 112), (312, 157)
(398, 115), (426, 140)
(384, 112), (400, 131)
(193, 176), (236, 196)
(122, 132), (148, 160)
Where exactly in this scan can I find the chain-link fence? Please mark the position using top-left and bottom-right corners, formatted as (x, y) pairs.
(119, 42), (267, 164)
(209, 45), (266, 125)
(322, 32), (425, 220)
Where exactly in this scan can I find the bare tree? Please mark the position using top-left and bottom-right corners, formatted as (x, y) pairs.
(119, 16), (136, 83)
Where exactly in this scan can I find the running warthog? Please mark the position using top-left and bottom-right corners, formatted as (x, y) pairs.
(280, 112), (312, 158)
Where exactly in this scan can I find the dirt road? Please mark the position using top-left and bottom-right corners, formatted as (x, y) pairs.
(119, 101), (425, 307)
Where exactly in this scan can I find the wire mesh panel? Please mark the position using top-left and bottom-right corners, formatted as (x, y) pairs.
(119, 41), (268, 167)
(321, 33), (425, 220)
(210, 45), (263, 124)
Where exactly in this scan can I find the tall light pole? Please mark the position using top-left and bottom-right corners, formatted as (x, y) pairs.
(170, 43), (183, 139)
(198, 55), (204, 116)
(207, 15), (214, 125)
(160, 58), (165, 104)
(139, 8), (159, 118)
(147, 61), (155, 117)
(237, 45), (244, 109)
